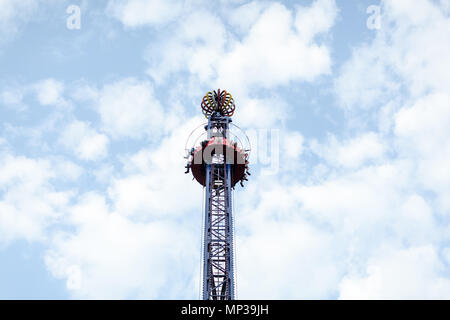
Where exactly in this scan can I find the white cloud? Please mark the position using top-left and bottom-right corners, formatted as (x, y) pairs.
(0, 0), (39, 40)
(333, 0), (450, 214)
(394, 93), (450, 211)
(44, 115), (207, 298)
(334, 0), (450, 214)
(106, 0), (183, 27)
(238, 216), (339, 299)
(234, 96), (287, 129)
(45, 192), (198, 299)
(33, 78), (67, 107)
(335, 0), (450, 110)
(236, 158), (440, 298)
(60, 120), (109, 161)
(394, 93), (450, 158)
(142, 0), (337, 138)
(217, 1), (336, 91)
(97, 78), (165, 140)
(295, 0), (338, 42)
(226, 1), (269, 34)
(334, 43), (400, 110)
(108, 116), (203, 219)
(319, 0), (450, 298)
(282, 131), (305, 160)
(311, 132), (387, 168)
(292, 162), (419, 238)
(145, 0), (337, 92)
(1, 79), (68, 111)
(1, 86), (25, 109)
(0, 152), (78, 245)
(146, 10), (227, 84)
(441, 0), (450, 13)
(339, 246), (450, 299)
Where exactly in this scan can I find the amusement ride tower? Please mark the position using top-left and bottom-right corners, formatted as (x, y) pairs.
(185, 89), (250, 300)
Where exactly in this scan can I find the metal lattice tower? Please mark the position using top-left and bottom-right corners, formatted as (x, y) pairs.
(185, 89), (250, 300)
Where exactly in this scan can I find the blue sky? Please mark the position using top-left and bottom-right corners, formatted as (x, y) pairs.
(1, 0), (450, 299)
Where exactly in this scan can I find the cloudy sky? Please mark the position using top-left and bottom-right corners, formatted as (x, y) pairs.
(1, 0), (450, 299)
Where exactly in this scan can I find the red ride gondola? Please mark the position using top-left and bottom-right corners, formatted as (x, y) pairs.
(190, 137), (247, 187)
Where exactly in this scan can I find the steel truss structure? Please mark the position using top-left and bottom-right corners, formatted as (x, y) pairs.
(186, 89), (249, 301)
(202, 116), (235, 300)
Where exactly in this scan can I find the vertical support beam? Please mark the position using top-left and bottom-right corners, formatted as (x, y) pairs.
(202, 115), (235, 300)
(202, 163), (212, 300)
(225, 162), (235, 299)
